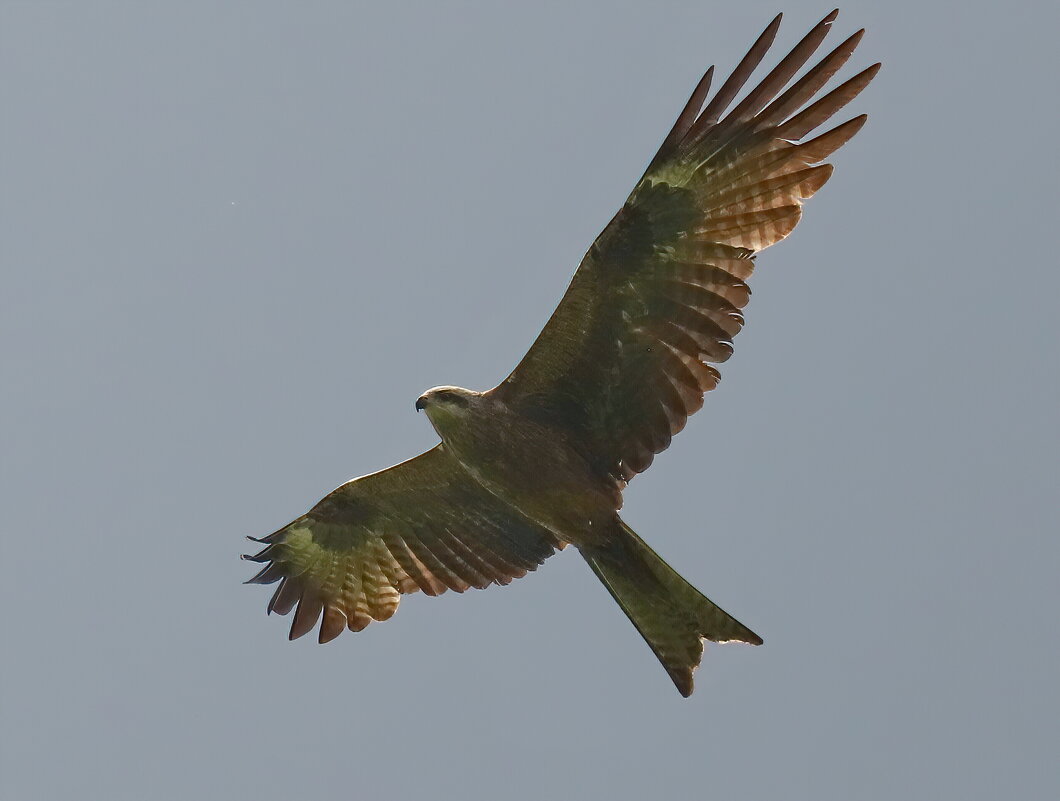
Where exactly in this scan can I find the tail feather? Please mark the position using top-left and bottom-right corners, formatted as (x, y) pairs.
(580, 519), (761, 697)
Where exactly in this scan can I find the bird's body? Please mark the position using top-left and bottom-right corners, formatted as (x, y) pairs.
(418, 387), (617, 543)
(245, 10), (879, 696)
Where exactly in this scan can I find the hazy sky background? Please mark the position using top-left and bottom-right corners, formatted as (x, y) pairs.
(3, 2), (1058, 799)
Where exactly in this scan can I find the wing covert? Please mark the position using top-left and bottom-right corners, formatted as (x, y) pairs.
(243, 445), (560, 643)
(492, 11), (878, 484)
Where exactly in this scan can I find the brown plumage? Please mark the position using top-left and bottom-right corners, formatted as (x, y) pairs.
(245, 11), (878, 696)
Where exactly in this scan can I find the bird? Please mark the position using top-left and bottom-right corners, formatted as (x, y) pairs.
(244, 10), (878, 697)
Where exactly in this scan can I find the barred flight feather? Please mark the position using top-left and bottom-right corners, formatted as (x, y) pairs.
(243, 446), (559, 642)
(495, 9), (877, 484)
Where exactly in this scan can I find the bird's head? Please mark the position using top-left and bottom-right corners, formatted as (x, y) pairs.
(415, 386), (481, 431)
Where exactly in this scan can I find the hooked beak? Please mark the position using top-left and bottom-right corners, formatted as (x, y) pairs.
(415, 395), (427, 412)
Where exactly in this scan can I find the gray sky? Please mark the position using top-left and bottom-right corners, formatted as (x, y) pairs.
(3, 2), (1058, 799)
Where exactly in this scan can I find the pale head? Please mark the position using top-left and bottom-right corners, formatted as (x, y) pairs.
(415, 386), (482, 427)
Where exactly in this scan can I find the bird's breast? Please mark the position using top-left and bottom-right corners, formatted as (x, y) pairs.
(441, 405), (618, 545)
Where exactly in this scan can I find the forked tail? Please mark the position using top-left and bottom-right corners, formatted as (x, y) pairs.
(580, 519), (762, 696)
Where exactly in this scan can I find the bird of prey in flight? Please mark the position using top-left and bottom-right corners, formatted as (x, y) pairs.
(245, 10), (878, 697)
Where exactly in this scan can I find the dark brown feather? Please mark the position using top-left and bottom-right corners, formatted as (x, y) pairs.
(725, 9), (838, 123)
(246, 446), (559, 641)
(493, 12), (876, 483)
(776, 65), (879, 139)
(757, 29), (865, 128)
(694, 13), (783, 130)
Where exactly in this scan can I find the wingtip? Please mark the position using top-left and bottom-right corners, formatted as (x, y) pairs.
(288, 616), (311, 641)
(241, 544), (275, 564)
(816, 10), (840, 36)
(764, 13), (784, 38)
(318, 629), (342, 644)
(842, 28), (867, 53)
(318, 609), (348, 644)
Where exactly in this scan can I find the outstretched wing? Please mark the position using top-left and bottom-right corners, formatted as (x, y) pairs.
(492, 11), (878, 484)
(243, 445), (560, 643)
